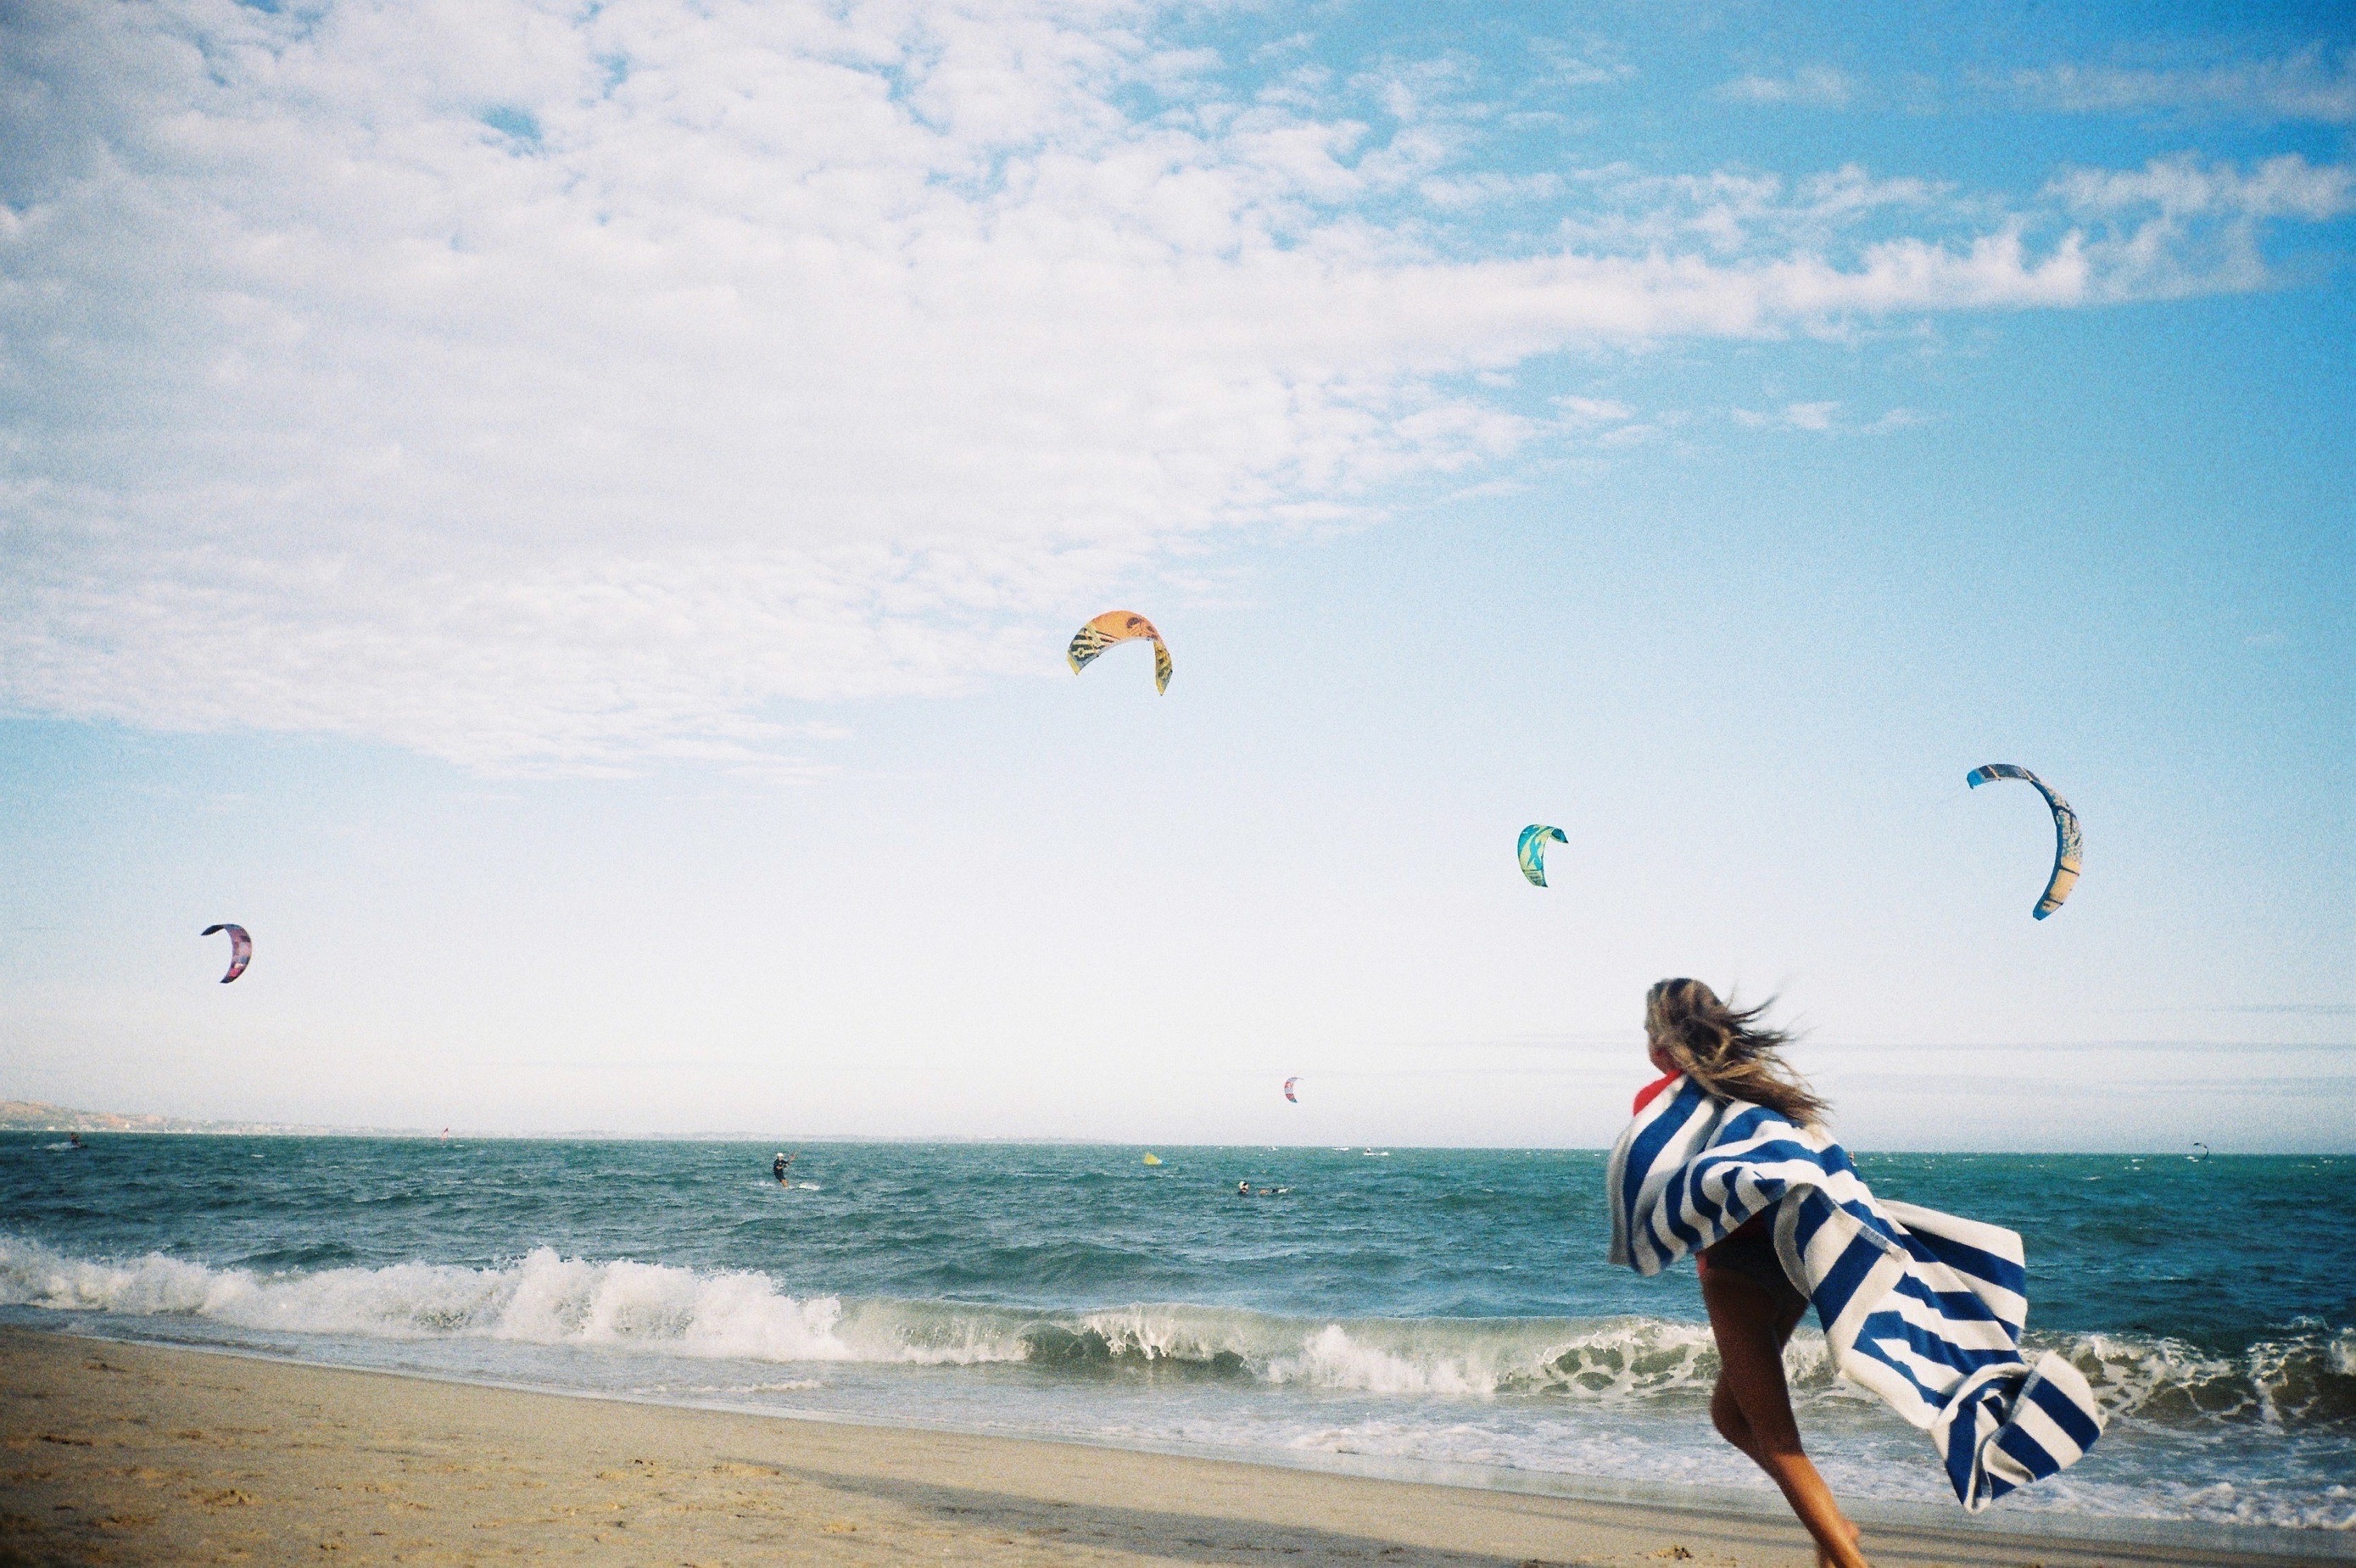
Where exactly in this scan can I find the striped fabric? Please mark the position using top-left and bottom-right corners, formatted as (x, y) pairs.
(1607, 1074), (2104, 1510)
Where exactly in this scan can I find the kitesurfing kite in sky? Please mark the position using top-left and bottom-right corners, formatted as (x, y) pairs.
(201, 924), (251, 983)
(1068, 611), (1172, 694)
(1966, 764), (2082, 919)
(1517, 824), (1567, 888)
(1283, 1077), (1299, 1103)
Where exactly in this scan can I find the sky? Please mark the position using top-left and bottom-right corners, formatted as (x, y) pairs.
(1, 0), (2350, 1150)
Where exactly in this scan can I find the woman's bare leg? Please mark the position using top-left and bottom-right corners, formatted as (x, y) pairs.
(1703, 1271), (1868, 1568)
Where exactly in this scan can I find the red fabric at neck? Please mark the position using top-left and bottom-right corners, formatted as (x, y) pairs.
(1633, 1069), (1680, 1116)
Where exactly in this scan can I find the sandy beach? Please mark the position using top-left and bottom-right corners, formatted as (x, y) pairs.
(0, 1327), (2331, 1568)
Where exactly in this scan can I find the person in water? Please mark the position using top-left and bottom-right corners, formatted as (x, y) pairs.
(773, 1152), (793, 1184)
(1236, 1180), (1252, 1196)
(1633, 979), (1867, 1568)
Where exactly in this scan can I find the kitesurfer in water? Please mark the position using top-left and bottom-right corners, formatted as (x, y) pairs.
(1236, 1180), (1251, 1197)
(773, 1152), (794, 1184)
(1631, 979), (1866, 1568)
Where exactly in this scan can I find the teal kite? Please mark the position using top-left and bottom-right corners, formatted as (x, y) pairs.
(1517, 824), (1567, 888)
(1966, 764), (2082, 919)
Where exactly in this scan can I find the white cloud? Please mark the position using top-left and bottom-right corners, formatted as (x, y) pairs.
(2050, 153), (2356, 221)
(1417, 170), (1564, 209)
(1547, 163), (1949, 259)
(1717, 66), (1856, 108)
(1529, 38), (1637, 91)
(1729, 402), (1921, 435)
(0, 1), (2342, 770)
(2045, 153), (2356, 298)
(2013, 46), (2356, 125)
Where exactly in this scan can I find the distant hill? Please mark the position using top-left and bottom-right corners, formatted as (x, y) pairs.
(0, 1101), (980, 1141)
(0, 1100), (413, 1137)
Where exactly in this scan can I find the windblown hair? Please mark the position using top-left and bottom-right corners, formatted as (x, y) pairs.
(1644, 978), (1829, 1129)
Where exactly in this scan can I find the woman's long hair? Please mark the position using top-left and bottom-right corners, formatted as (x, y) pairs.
(1645, 978), (1828, 1128)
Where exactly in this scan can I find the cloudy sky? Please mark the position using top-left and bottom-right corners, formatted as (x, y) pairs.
(3, 0), (2350, 1148)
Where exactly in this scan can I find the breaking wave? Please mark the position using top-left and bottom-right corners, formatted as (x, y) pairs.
(3, 1233), (2348, 1431)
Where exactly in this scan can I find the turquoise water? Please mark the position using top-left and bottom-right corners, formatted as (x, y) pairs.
(3, 1136), (2350, 1533)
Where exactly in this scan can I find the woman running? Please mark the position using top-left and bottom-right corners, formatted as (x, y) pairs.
(1630, 979), (1867, 1568)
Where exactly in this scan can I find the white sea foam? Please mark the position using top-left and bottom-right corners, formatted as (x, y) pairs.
(2067, 1320), (2356, 1430)
(0, 1236), (874, 1361)
(1, 1234), (2348, 1435)
(0, 1233), (1804, 1395)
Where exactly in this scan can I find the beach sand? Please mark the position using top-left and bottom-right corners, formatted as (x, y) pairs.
(0, 1328), (2320, 1566)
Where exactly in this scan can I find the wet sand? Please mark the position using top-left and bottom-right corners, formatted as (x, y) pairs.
(0, 1327), (2325, 1566)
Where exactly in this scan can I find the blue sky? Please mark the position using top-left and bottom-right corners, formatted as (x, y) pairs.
(1, 0), (2349, 1148)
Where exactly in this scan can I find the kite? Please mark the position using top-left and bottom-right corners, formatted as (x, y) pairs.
(1282, 1077), (1299, 1104)
(201, 924), (251, 983)
(1068, 611), (1172, 694)
(1517, 824), (1568, 888)
(1142, 1153), (1163, 1166)
(1966, 764), (2083, 919)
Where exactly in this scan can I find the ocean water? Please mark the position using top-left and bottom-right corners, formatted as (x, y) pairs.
(3, 1136), (2351, 1539)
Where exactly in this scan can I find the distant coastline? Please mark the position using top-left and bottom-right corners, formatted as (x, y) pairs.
(0, 1099), (429, 1139)
(0, 1100), (1101, 1142)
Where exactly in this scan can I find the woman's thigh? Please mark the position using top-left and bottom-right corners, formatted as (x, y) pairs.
(1703, 1273), (1810, 1450)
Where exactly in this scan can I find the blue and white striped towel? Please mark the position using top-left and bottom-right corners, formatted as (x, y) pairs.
(1607, 1074), (2104, 1510)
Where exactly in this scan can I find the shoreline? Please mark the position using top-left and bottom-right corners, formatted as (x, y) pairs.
(4, 1325), (2343, 1566)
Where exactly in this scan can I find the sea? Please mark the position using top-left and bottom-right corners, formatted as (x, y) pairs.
(3, 1136), (2351, 1546)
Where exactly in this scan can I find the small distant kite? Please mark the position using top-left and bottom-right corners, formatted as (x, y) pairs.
(1517, 824), (1567, 888)
(201, 924), (251, 983)
(1282, 1077), (1300, 1104)
(1142, 1152), (1163, 1166)
(1068, 611), (1171, 694)
(2190, 1143), (2210, 1163)
(1966, 764), (2083, 919)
